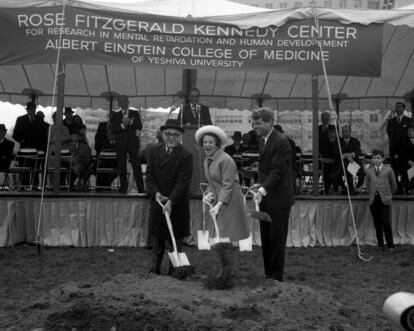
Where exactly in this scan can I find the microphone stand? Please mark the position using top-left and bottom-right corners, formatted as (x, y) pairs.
(197, 104), (200, 128)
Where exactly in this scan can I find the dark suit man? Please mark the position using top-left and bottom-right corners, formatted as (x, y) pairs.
(251, 108), (294, 282)
(12, 102), (47, 188)
(13, 102), (46, 151)
(110, 95), (145, 193)
(318, 111), (333, 156)
(387, 102), (412, 182)
(177, 88), (212, 127)
(321, 127), (342, 194)
(94, 119), (117, 190)
(145, 119), (193, 275)
(398, 122), (414, 191)
(339, 124), (362, 195)
(0, 124), (14, 171)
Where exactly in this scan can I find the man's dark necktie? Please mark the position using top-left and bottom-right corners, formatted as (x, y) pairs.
(259, 138), (265, 153)
(165, 148), (171, 157)
(375, 167), (380, 176)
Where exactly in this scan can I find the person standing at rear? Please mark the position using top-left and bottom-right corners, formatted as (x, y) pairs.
(251, 108), (294, 282)
(110, 95), (145, 194)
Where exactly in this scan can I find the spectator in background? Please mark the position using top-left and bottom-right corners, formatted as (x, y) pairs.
(247, 127), (259, 151)
(339, 124), (363, 195)
(177, 87), (212, 127)
(72, 114), (88, 144)
(398, 122), (414, 193)
(224, 131), (245, 158)
(274, 124), (300, 194)
(12, 101), (47, 188)
(70, 131), (92, 191)
(387, 101), (411, 193)
(63, 107), (79, 135)
(35, 111), (50, 153)
(0, 124), (14, 171)
(241, 133), (251, 150)
(322, 126), (342, 194)
(110, 94), (145, 194)
(319, 111), (333, 155)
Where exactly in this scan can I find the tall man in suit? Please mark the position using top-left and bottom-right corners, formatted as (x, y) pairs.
(339, 124), (362, 195)
(387, 102), (412, 185)
(145, 119), (193, 275)
(319, 111), (333, 156)
(0, 124), (14, 171)
(177, 88), (212, 127)
(398, 122), (414, 191)
(12, 102), (47, 188)
(110, 95), (145, 193)
(251, 108), (294, 282)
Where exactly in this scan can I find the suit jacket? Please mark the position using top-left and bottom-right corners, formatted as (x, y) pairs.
(387, 116), (412, 155)
(0, 138), (15, 170)
(364, 164), (397, 205)
(178, 103), (211, 126)
(319, 124), (335, 157)
(94, 121), (115, 155)
(204, 148), (249, 242)
(398, 137), (414, 171)
(12, 114), (46, 151)
(258, 129), (294, 209)
(340, 136), (362, 165)
(146, 143), (193, 240)
(110, 108), (142, 136)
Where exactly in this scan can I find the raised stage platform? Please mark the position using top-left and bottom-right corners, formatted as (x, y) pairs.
(0, 192), (413, 247)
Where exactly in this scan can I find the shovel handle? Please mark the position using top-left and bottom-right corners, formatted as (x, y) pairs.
(156, 196), (178, 254)
(202, 196), (221, 240)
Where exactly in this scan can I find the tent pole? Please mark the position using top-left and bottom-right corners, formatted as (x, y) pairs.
(53, 62), (65, 192)
(312, 75), (319, 196)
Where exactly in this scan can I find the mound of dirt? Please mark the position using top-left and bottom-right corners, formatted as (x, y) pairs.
(28, 274), (360, 330)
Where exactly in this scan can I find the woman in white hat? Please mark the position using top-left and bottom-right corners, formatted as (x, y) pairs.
(195, 125), (250, 288)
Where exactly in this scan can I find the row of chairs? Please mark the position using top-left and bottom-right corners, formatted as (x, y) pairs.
(0, 149), (126, 192)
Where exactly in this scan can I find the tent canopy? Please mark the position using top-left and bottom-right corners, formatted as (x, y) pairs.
(1, 1), (414, 110)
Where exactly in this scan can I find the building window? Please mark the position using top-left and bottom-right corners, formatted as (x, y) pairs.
(339, 0), (347, 8)
(368, 0), (380, 8)
(265, 3), (273, 8)
(354, 0), (362, 7)
(280, 2), (288, 8)
(294, 2), (303, 7)
(324, 0), (332, 7)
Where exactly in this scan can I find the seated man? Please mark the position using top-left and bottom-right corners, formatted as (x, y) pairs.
(398, 122), (414, 193)
(339, 124), (363, 195)
(70, 131), (92, 191)
(0, 124), (14, 171)
(321, 126), (342, 194)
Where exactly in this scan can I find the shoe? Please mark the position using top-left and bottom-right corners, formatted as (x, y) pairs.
(149, 267), (161, 275)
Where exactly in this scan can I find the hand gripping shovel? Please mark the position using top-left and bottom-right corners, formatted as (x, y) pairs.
(249, 189), (272, 223)
(156, 197), (190, 268)
(239, 186), (253, 252)
(203, 197), (222, 246)
(197, 183), (211, 250)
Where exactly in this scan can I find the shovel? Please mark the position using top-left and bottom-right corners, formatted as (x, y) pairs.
(197, 183), (211, 250)
(203, 197), (222, 246)
(239, 185), (253, 251)
(249, 189), (272, 223)
(156, 197), (190, 268)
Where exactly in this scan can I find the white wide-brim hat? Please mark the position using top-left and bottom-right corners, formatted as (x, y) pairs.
(195, 125), (227, 146)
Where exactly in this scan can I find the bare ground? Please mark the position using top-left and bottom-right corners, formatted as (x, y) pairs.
(0, 244), (413, 331)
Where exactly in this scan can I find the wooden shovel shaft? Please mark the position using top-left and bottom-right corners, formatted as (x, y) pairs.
(203, 197), (221, 240)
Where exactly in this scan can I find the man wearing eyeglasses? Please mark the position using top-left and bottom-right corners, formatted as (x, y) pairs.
(145, 119), (193, 275)
(177, 87), (212, 127)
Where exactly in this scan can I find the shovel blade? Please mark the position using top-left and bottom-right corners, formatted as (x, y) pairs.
(168, 252), (181, 267)
(239, 234), (253, 252)
(197, 230), (211, 250)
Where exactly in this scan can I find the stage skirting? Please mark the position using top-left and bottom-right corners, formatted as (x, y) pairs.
(0, 195), (413, 247)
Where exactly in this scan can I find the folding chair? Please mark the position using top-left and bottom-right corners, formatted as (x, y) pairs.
(7, 148), (38, 191)
(95, 149), (119, 191)
(46, 149), (73, 191)
(298, 154), (325, 194)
